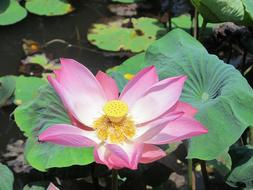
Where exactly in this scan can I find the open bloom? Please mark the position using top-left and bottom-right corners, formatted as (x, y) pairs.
(39, 58), (208, 169)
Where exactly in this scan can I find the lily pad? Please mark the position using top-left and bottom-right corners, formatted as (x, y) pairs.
(0, 0), (27, 25)
(0, 75), (16, 106)
(14, 85), (94, 171)
(0, 163), (14, 190)
(226, 145), (253, 189)
(25, 0), (74, 16)
(87, 17), (166, 53)
(191, 0), (253, 24)
(14, 76), (48, 105)
(108, 29), (253, 160)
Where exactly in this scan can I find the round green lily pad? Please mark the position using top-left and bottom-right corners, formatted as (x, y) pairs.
(25, 0), (74, 16)
(0, 0), (27, 25)
(87, 17), (166, 53)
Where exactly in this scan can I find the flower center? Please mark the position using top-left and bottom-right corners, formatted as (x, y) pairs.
(103, 100), (129, 123)
(93, 100), (136, 144)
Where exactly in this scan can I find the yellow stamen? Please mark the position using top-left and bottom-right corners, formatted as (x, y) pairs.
(103, 100), (128, 123)
(93, 100), (136, 144)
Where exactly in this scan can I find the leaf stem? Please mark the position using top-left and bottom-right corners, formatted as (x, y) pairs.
(188, 159), (193, 190)
(112, 169), (118, 190)
(249, 128), (253, 146)
(199, 19), (207, 41)
(200, 160), (209, 190)
(193, 8), (199, 39)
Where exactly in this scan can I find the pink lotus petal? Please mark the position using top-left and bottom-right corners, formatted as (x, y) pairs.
(49, 59), (107, 126)
(170, 101), (198, 117)
(94, 144), (113, 168)
(120, 66), (158, 107)
(47, 183), (59, 190)
(107, 143), (143, 170)
(96, 71), (119, 100)
(130, 76), (187, 124)
(48, 76), (103, 127)
(39, 124), (99, 147)
(139, 144), (166, 164)
(134, 112), (184, 142)
(145, 116), (208, 145)
(56, 59), (106, 102)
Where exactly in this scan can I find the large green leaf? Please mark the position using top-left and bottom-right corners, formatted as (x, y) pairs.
(25, 0), (74, 16)
(107, 52), (145, 90)
(87, 17), (166, 53)
(108, 29), (253, 160)
(14, 76), (48, 105)
(0, 75), (16, 106)
(0, 163), (14, 190)
(191, 0), (253, 24)
(0, 0), (27, 25)
(14, 85), (94, 171)
(226, 145), (253, 189)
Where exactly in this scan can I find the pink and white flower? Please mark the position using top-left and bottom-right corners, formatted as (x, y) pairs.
(39, 58), (208, 169)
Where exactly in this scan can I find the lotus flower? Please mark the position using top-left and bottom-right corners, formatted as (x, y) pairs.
(39, 59), (208, 170)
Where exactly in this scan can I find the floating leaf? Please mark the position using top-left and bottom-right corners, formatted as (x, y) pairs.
(226, 145), (253, 189)
(108, 29), (253, 160)
(0, 163), (14, 190)
(0, 0), (27, 25)
(191, 0), (253, 24)
(87, 17), (166, 53)
(14, 76), (48, 105)
(0, 75), (16, 106)
(25, 0), (74, 16)
(14, 85), (94, 171)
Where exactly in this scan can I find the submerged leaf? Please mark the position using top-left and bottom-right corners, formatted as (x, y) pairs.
(14, 85), (94, 171)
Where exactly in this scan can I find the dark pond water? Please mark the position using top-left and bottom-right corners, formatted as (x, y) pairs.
(0, 0), (124, 76)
